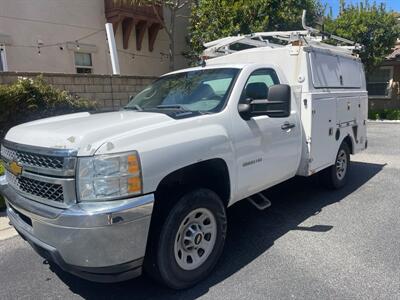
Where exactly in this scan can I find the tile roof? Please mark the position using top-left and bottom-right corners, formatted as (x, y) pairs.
(387, 47), (400, 60)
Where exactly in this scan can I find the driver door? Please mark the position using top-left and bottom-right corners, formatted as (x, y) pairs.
(232, 68), (301, 199)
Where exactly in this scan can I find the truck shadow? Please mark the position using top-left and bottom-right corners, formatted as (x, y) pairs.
(49, 161), (384, 300)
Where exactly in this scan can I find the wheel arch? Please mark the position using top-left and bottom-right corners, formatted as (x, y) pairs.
(153, 158), (231, 216)
(144, 159), (230, 288)
(341, 134), (354, 154)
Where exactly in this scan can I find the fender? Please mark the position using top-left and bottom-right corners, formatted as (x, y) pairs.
(94, 114), (237, 201)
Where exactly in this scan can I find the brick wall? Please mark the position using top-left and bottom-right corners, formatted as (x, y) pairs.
(0, 72), (157, 110)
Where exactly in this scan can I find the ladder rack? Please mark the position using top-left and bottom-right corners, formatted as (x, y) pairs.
(202, 10), (361, 59)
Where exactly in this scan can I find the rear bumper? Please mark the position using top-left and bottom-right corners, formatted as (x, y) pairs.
(0, 175), (154, 282)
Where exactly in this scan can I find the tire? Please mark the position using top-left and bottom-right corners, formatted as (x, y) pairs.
(145, 188), (227, 289)
(321, 142), (350, 189)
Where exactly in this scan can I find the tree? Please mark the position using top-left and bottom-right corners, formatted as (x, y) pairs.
(324, 2), (400, 73)
(118, 0), (191, 70)
(188, 0), (323, 59)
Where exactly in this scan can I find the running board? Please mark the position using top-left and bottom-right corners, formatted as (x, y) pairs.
(248, 193), (271, 210)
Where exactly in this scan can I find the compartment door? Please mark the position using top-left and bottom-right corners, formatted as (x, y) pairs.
(336, 96), (360, 125)
(310, 98), (337, 171)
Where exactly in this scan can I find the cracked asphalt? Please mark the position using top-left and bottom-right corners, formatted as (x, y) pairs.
(0, 122), (399, 300)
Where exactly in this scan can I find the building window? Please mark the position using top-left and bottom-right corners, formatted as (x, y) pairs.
(0, 51), (3, 72)
(367, 66), (393, 98)
(0, 46), (7, 72)
(75, 52), (93, 74)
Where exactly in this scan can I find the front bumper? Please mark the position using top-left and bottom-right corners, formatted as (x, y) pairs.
(0, 175), (154, 282)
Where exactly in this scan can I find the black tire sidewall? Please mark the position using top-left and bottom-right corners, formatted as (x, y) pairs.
(156, 189), (227, 289)
(330, 142), (350, 188)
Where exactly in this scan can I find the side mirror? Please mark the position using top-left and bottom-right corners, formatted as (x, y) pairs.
(238, 97), (253, 120)
(238, 84), (291, 119)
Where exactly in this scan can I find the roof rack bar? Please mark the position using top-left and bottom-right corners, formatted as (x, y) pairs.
(301, 10), (319, 34)
(251, 30), (308, 38)
(202, 10), (362, 58)
(203, 36), (272, 57)
(204, 36), (244, 48)
(301, 10), (357, 46)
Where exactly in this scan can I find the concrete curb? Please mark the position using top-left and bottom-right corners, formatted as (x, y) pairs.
(367, 120), (400, 124)
(0, 211), (17, 241)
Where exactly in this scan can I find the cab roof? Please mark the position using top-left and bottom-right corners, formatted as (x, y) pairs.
(163, 63), (248, 77)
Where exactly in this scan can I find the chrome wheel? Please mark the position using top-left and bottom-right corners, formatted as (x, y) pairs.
(336, 149), (347, 180)
(174, 208), (217, 271)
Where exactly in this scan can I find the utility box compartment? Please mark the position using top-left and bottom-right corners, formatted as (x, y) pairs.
(301, 47), (367, 175)
(309, 96), (337, 171)
(336, 96), (360, 124)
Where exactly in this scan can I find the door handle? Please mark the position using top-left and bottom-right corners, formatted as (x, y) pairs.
(281, 122), (296, 130)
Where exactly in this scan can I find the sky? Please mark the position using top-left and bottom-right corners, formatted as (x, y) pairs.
(321, 0), (400, 16)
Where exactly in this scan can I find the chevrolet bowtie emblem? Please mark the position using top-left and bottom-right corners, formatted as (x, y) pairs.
(9, 160), (23, 176)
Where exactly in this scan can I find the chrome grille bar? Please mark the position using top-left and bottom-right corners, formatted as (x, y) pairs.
(5, 170), (76, 207)
(1, 140), (77, 177)
(1, 140), (77, 208)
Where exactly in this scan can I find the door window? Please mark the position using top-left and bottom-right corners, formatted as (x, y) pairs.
(241, 69), (280, 102)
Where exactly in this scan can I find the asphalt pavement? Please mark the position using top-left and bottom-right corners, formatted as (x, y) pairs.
(0, 122), (399, 300)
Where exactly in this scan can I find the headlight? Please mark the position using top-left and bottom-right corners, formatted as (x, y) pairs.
(77, 151), (142, 201)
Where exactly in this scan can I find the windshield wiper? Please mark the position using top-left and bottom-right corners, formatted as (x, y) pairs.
(156, 104), (189, 111)
(124, 104), (143, 111)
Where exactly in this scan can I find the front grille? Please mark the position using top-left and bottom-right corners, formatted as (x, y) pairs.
(1, 141), (77, 206)
(6, 171), (64, 203)
(1, 146), (64, 170)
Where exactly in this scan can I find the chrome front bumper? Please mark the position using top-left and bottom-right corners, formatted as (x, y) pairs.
(0, 175), (154, 282)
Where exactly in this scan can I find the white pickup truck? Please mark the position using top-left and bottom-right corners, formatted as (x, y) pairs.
(0, 29), (367, 289)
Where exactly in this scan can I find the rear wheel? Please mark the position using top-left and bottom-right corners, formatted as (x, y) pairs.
(145, 188), (227, 289)
(321, 142), (350, 189)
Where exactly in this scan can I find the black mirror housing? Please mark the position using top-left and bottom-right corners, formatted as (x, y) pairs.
(238, 97), (253, 120)
(250, 84), (291, 118)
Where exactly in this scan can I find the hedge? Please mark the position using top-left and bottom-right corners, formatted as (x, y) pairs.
(0, 76), (97, 209)
(368, 109), (400, 120)
(0, 75), (96, 139)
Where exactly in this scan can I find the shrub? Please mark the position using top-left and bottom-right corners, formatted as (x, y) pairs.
(369, 109), (400, 120)
(0, 76), (96, 139)
(386, 109), (400, 120)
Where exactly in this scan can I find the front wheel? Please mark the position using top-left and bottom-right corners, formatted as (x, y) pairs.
(145, 188), (227, 289)
(321, 142), (350, 189)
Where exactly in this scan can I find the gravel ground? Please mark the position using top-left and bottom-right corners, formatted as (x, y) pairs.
(0, 122), (399, 300)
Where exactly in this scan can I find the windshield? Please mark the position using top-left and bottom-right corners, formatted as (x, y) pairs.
(125, 68), (239, 115)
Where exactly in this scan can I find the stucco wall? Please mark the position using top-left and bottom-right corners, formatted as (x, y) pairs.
(0, 0), (188, 76)
(0, 72), (157, 110)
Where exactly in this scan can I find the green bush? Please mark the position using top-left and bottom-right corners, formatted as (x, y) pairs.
(0, 162), (4, 210)
(368, 109), (400, 120)
(0, 76), (96, 139)
(386, 109), (400, 120)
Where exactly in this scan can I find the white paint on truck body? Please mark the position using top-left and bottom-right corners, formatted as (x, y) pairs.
(5, 42), (367, 206)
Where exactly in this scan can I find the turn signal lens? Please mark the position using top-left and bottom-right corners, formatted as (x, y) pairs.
(128, 176), (142, 193)
(128, 154), (140, 174)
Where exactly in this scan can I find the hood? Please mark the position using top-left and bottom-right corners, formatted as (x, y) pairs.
(4, 111), (175, 155)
